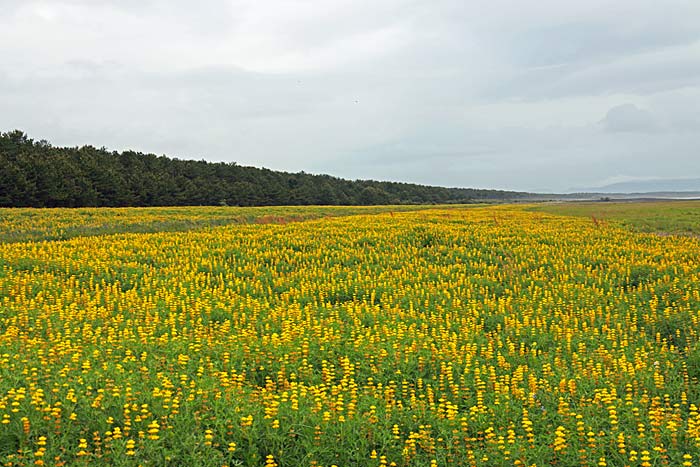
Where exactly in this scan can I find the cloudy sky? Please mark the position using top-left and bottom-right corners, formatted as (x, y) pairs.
(2, 0), (699, 192)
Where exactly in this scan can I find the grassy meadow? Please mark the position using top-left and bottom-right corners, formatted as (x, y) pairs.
(1, 203), (699, 466)
(532, 200), (700, 236)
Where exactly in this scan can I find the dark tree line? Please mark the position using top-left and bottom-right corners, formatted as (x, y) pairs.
(0, 130), (528, 207)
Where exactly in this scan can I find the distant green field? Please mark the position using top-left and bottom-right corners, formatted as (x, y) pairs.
(532, 200), (700, 235)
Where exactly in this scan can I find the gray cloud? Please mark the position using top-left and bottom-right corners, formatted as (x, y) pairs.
(601, 104), (657, 133)
(485, 40), (700, 101)
(1, 0), (699, 192)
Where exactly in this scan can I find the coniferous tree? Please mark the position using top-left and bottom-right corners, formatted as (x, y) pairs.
(0, 130), (528, 208)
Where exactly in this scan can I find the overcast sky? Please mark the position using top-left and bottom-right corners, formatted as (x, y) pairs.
(2, 0), (699, 192)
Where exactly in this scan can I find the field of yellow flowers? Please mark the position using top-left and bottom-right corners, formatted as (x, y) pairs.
(1, 205), (699, 466)
(0, 205), (439, 243)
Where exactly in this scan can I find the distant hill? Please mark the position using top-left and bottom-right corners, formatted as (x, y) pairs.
(574, 178), (700, 194)
(0, 130), (529, 208)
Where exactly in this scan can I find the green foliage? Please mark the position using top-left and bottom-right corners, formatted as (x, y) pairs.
(0, 130), (527, 208)
(0, 433), (19, 457)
